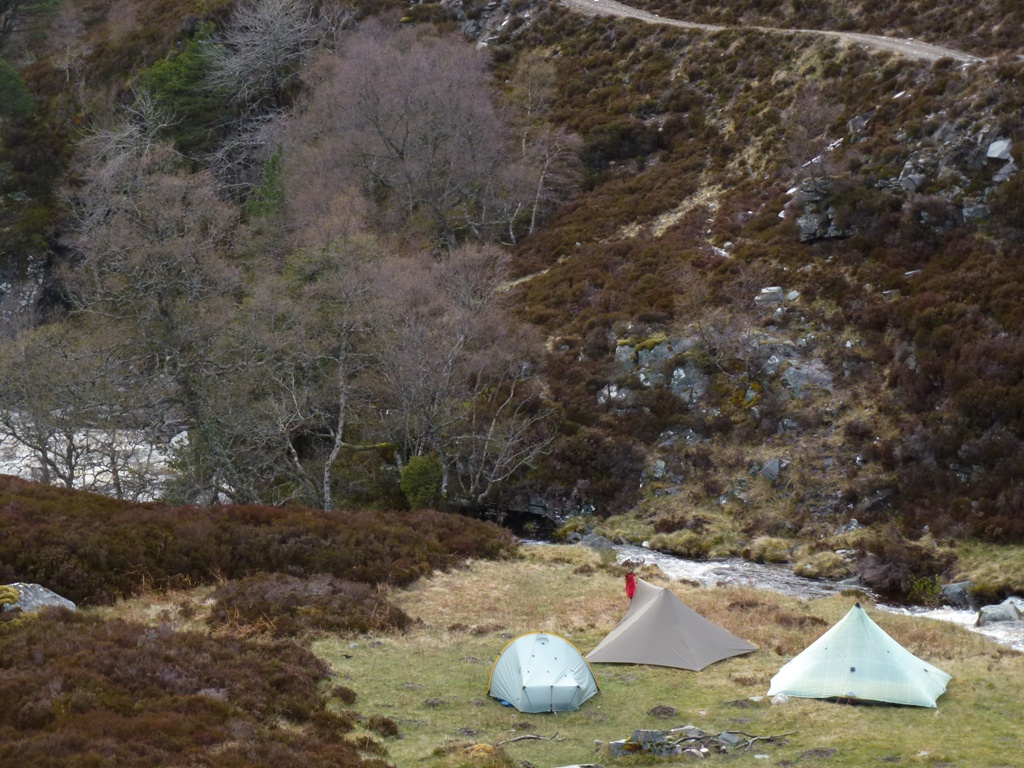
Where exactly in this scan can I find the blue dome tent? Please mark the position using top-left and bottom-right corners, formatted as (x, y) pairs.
(487, 632), (599, 713)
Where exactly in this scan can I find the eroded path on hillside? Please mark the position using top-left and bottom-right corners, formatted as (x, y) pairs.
(560, 0), (984, 63)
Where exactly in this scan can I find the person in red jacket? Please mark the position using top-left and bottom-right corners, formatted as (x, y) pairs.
(625, 571), (637, 599)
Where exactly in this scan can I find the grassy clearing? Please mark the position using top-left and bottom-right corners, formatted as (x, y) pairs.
(951, 541), (1024, 597)
(315, 544), (1024, 768)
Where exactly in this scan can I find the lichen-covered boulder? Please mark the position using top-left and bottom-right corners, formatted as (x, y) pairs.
(2, 583), (77, 613)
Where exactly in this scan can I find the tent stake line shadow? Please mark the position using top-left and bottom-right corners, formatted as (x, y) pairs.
(587, 577), (756, 671)
(488, 632), (599, 713)
(767, 602), (952, 707)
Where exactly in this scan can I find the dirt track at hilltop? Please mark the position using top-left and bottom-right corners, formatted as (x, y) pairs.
(560, 0), (984, 63)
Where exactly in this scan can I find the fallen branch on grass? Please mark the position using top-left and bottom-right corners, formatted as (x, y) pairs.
(721, 730), (798, 751)
(497, 732), (566, 745)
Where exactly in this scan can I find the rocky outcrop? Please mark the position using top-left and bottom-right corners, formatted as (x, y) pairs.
(1, 583), (77, 613)
(789, 180), (854, 243)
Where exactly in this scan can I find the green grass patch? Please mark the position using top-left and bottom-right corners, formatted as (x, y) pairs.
(313, 546), (1024, 768)
(951, 540), (1024, 597)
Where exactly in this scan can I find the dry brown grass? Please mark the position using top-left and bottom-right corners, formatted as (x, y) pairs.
(391, 550), (625, 636)
(90, 584), (217, 633)
(396, 545), (836, 657)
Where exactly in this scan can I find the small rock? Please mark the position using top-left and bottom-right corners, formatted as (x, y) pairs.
(716, 732), (744, 748)
(672, 725), (708, 739)
(761, 457), (782, 482)
(987, 139), (1012, 160)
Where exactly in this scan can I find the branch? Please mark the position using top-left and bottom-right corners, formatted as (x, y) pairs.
(496, 732), (566, 746)
(718, 730), (798, 751)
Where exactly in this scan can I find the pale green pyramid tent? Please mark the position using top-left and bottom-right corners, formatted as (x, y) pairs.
(767, 603), (952, 707)
(488, 632), (599, 713)
(586, 577), (756, 671)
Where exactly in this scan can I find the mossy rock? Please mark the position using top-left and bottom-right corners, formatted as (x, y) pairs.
(0, 584), (20, 608)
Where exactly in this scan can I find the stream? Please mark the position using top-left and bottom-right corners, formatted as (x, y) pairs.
(600, 542), (1024, 653)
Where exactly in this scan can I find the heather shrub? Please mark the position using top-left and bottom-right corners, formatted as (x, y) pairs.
(366, 715), (400, 738)
(206, 573), (412, 638)
(652, 514), (708, 534)
(0, 476), (517, 605)
(0, 609), (389, 767)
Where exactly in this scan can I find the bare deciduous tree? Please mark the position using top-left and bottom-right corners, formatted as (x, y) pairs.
(202, 0), (334, 197)
(372, 243), (555, 505)
(0, 322), (166, 500)
(205, 0), (323, 110)
(520, 126), (583, 237)
(783, 83), (843, 185)
(286, 20), (519, 249)
(214, 232), (383, 509)
(60, 129), (248, 502)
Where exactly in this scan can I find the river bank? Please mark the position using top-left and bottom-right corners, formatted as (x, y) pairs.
(578, 540), (1024, 653)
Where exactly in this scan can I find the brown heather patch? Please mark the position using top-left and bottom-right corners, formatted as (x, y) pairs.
(0, 476), (517, 605)
(0, 609), (381, 767)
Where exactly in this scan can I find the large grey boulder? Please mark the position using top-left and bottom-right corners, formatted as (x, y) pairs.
(781, 359), (834, 398)
(637, 341), (673, 370)
(669, 363), (708, 403)
(939, 580), (976, 610)
(579, 533), (615, 551)
(976, 599), (1022, 626)
(993, 160), (1018, 183)
(2, 582), (77, 613)
(754, 286), (785, 306)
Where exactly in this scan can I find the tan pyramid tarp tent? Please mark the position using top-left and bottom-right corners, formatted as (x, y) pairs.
(767, 603), (952, 707)
(586, 578), (756, 671)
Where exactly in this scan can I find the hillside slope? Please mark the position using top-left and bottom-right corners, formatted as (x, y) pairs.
(1, 0), (1023, 599)
(467, 0), (1024, 579)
